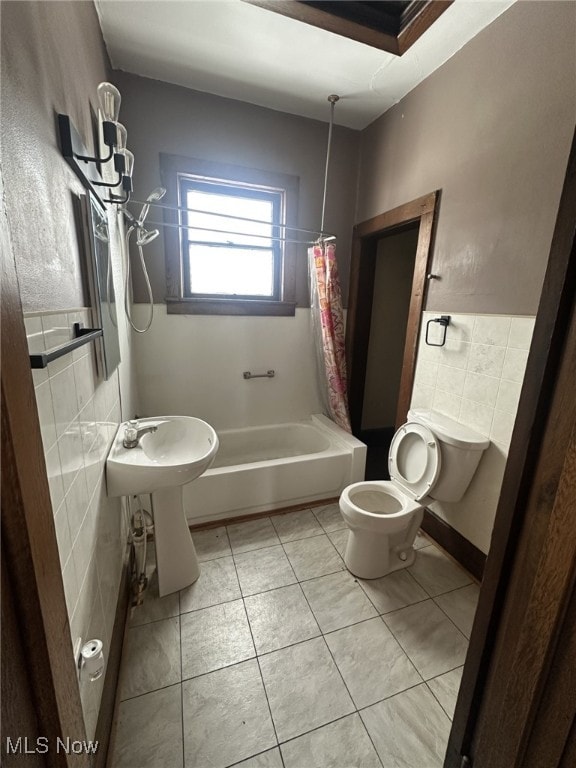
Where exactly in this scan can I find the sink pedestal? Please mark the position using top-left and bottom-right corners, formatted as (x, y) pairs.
(106, 416), (218, 595)
(151, 486), (200, 597)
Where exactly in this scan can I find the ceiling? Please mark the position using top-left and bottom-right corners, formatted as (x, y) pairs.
(96, 0), (515, 130)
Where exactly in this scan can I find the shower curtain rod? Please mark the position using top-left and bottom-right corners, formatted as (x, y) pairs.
(140, 216), (336, 246)
(321, 95), (339, 234)
(127, 198), (335, 239)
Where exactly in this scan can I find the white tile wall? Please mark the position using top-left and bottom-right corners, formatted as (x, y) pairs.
(25, 309), (127, 741)
(411, 312), (535, 554)
(132, 305), (324, 429)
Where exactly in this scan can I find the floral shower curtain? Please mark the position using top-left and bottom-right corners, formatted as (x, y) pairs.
(308, 241), (352, 433)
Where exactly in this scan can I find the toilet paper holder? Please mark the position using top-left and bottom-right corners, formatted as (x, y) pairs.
(79, 639), (105, 682)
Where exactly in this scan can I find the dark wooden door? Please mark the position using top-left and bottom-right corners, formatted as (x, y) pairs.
(1, 546), (48, 768)
(446, 130), (576, 768)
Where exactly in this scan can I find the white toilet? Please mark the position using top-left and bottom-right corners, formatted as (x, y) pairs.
(340, 408), (490, 579)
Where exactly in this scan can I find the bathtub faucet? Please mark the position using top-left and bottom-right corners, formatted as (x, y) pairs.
(123, 420), (158, 449)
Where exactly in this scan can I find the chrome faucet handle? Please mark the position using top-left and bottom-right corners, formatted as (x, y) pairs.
(124, 421), (138, 437)
(123, 420), (140, 449)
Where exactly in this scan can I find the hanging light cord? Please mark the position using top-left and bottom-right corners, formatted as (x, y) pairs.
(320, 94), (340, 235)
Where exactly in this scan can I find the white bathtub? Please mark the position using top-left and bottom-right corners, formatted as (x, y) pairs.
(184, 414), (366, 525)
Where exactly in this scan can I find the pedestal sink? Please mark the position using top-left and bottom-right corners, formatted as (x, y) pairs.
(106, 416), (219, 596)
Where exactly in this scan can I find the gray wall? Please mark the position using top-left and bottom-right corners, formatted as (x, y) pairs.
(113, 72), (361, 306)
(1, 0), (112, 311)
(362, 228), (419, 430)
(357, 1), (576, 316)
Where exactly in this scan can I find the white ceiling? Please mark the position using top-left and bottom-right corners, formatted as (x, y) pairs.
(96, 0), (515, 130)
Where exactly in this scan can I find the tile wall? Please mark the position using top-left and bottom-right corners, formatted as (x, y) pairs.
(411, 312), (535, 554)
(131, 305), (324, 430)
(25, 308), (127, 740)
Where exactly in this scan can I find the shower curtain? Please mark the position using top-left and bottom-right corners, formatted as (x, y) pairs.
(308, 241), (352, 433)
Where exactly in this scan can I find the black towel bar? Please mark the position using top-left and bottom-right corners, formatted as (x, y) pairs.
(29, 322), (103, 369)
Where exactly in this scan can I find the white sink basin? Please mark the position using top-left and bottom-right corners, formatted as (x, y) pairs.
(106, 416), (219, 497)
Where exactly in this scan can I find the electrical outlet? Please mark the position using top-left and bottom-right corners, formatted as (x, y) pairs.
(73, 636), (83, 679)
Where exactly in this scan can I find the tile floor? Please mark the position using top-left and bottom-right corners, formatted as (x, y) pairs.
(109, 503), (480, 768)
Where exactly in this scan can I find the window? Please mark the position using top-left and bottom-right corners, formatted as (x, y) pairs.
(161, 154), (298, 316)
(179, 177), (282, 301)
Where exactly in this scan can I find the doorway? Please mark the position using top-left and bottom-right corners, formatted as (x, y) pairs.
(360, 224), (420, 479)
(346, 191), (439, 478)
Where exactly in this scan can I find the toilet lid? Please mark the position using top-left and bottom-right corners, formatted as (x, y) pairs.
(388, 422), (441, 501)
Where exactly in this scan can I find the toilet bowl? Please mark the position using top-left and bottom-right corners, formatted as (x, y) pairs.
(340, 408), (489, 579)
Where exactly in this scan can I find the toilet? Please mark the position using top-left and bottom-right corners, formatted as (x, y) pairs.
(340, 408), (490, 579)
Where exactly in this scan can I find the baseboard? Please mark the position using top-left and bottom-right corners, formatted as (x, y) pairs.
(95, 550), (131, 768)
(421, 508), (486, 582)
(189, 497), (340, 531)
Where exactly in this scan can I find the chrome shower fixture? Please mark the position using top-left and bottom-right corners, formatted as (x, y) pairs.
(136, 228), (160, 246)
(138, 187), (167, 226)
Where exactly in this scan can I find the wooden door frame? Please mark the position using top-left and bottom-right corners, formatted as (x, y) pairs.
(1, 186), (129, 766)
(1, 205), (89, 765)
(446, 130), (576, 767)
(346, 190), (439, 433)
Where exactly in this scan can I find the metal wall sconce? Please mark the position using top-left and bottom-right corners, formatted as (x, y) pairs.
(58, 82), (133, 205)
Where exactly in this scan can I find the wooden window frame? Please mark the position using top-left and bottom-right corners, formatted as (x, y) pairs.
(160, 153), (299, 316)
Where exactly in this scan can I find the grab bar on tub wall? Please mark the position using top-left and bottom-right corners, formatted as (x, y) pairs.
(243, 370), (275, 379)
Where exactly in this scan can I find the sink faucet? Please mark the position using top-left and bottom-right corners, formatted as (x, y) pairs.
(123, 420), (158, 449)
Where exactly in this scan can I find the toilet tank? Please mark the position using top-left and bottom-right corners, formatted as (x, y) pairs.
(407, 408), (490, 502)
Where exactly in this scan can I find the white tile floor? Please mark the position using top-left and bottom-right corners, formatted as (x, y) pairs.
(110, 503), (479, 768)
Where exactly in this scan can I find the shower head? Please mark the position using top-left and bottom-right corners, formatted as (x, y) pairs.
(136, 227), (159, 246)
(138, 186), (167, 225)
(148, 187), (167, 202)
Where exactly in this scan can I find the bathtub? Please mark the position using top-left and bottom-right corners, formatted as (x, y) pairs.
(183, 414), (366, 525)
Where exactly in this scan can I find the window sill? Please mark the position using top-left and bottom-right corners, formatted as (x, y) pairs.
(166, 298), (297, 317)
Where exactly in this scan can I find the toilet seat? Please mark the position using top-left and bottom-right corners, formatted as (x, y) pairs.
(388, 422), (441, 501)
